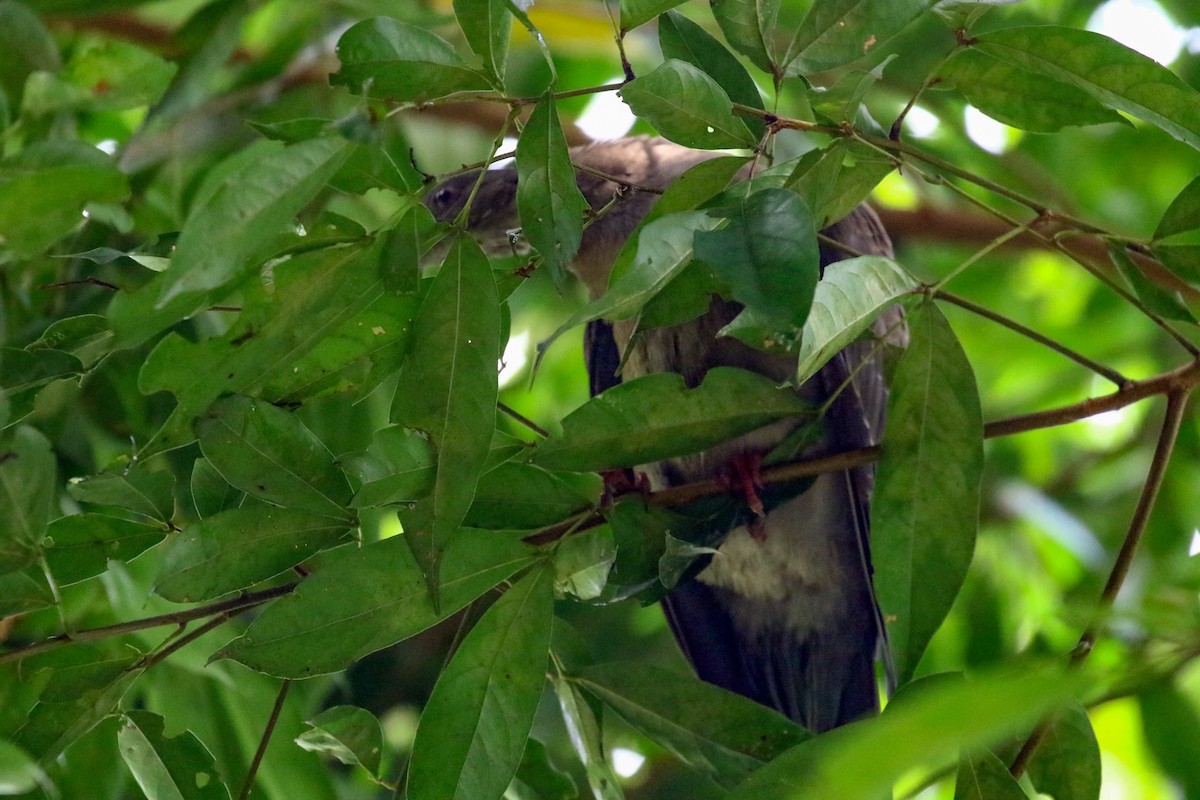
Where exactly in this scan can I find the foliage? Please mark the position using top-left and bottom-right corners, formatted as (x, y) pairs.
(2, 0), (1200, 798)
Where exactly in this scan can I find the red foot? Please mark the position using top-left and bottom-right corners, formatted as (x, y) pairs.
(599, 469), (650, 503)
(724, 452), (768, 542)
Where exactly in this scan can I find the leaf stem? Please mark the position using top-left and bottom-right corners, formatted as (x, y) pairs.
(934, 291), (1129, 386)
(1009, 387), (1190, 778)
(237, 679), (292, 800)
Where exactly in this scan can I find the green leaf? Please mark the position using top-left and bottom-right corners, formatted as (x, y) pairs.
(784, 0), (932, 74)
(0, 1), (59, 103)
(0, 426), (55, 573)
(28, 314), (111, 366)
(408, 564), (554, 800)
(621, 60), (756, 150)
(392, 236), (500, 585)
(543, 210), (721, 350)
(512, 738), (577, 800)
(728, 663), (1078, 800)
(554, 527), (616, 600)
(137, 242), (408, 456)
(0, 141), (129, 256)
(974, 26), (1200, 151)
(155, 507), (353, 603)
(621, 0), (687, 31)
(1026, 705), (1101, 800)
(1108, 242), (1196, 323)
(783, 140), (896, 228)
(574, 663), (809, 787)
(346, 425), (436, 508)
(533, 367), (812, 472)
(954, 749), (1027, 800)
(219, 529), (538, 677)
(709, 0), (778, 74)
(1139, 681), (1200, 797)
(44, 514), (165, 585)
(466, 463), (600, 530)
(1154, 243), (1200, 289)
(15, 669), (139, 764)
(658, 10), (764, 136)
(118, 710), (230, 800)
(550, 672), (624, 800)
(516, 97), (589, 276)
(1155, 173), (1200, 240)
(0, 567), (54, 616)
(107, 137), (351, 349)
(0, 740), (43, 796)
(694, 188), (819, 328)
(872, 301), (983, 682)
(779, 255), (917, 381)
(331, 17), (491, 102)
(454, 0), (511, 83)
(296, 705), (384, 777)
(22, 39), (176, 114)
(196, 396), (353, 518)
(932, 0), (1022, 30)
(0, 347), (82, 425)
(942, 47), (1125, 134)
(67, 468), (175, 523)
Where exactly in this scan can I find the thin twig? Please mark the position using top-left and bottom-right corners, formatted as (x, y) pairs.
(0, 582), (297, 664)
(936, 291), (1129, 386)
(498, 402), (550, 438)
(1009, 388), (1191, 778)
(237, 679), (292, 800)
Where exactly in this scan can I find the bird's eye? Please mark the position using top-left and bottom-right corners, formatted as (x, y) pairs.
(434, 187), (455, 207)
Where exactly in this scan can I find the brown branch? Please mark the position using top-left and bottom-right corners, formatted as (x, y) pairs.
(0, 582), (297, 665)
(1009, 388), (1191, 778)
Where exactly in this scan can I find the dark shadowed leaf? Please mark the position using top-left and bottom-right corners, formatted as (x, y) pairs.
(517, 97), (589, 276)
(533, 368), (812, 472)
(695, 188), (819, 328)
(872, 301), (983, 681)
(117, 710), (230, 800)
(0, 426), (55, 573)
(783, 140), (896, 228)
(67, 468), (175, 523)
(296, 705), (384, 777)
(550, 672), (624, 800)
(220, 530), (538, 677)
(155, 507), (353, 603)
(0, 568), (54, 616)
(44, 514), (165, 585)
(1155, 173), (1200, 240)
(392, 236), (500, 589)
(1108, 243), (1196, 323)
(346, 425), (436, 508)
(1139, 681), (1200, 797)
(331, 17), (491, 101)
(197, 396), (352, 518)
(1026, 704), (1101, 800)
(511, 738), (577, 800)
(1154, 243), (1200, 289)
(621, 60), (756, 150)
(954, 749), (1026, 800)
(408, 564), (553, 800)
(974, 26), (1200, 151)
(575, 663), (809, 787)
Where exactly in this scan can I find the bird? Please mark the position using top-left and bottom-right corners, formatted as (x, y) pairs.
(424, 136), (902, 733)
